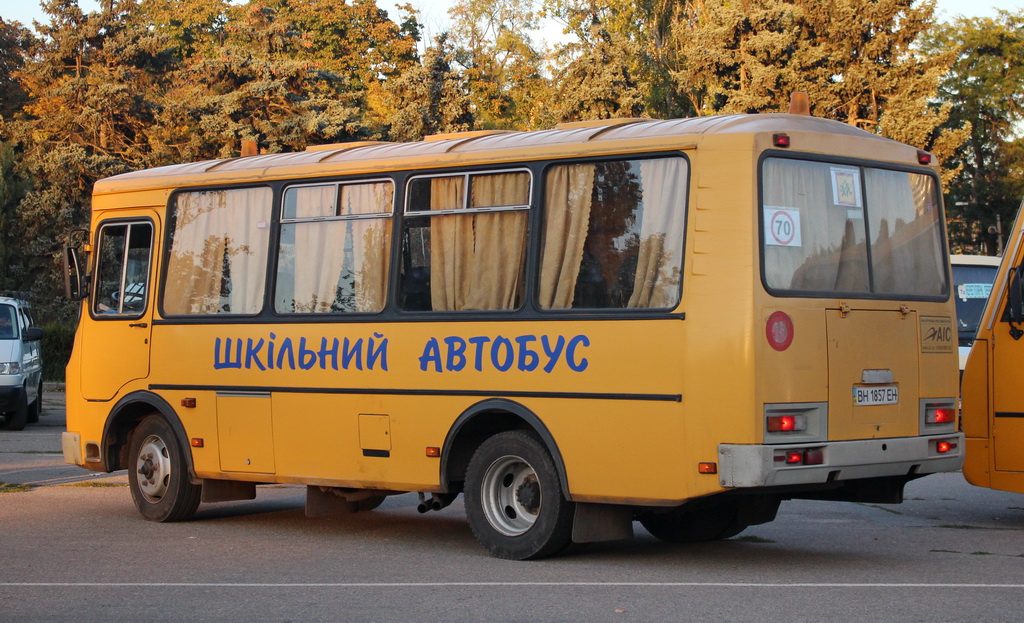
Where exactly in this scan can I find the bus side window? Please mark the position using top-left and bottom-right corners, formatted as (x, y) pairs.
(398, 171), (531, 312)
(539, 157), (688, 311)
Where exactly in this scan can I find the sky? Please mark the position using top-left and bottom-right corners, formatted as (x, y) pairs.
(2, 0), (1021, 35)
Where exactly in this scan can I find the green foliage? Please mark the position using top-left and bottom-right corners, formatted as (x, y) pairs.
(0, 0), (1019, 313)
(41, 319), (76, 382)
(926, 10), (1024, 253)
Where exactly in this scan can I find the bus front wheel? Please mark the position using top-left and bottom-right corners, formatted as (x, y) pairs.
(639, 500), (748, 543)
(464, 431), (574, 560)
(128, 415), (201, 522)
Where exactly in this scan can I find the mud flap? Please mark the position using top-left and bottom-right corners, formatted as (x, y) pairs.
(571, 503), (633, 543)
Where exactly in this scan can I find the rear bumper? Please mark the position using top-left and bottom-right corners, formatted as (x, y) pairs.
(718, 434), (964, 488)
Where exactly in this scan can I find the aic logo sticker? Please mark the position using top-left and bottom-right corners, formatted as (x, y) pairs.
(920, 316), (954, 354)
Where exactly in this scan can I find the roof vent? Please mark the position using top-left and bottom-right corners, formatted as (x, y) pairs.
(554, 118), (650, 130)
(423, 130), (514, 142)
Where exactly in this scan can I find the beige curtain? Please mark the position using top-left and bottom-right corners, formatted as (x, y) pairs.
(345, 183), (392, 312)
(284, 183), (392, 313)
(428, 175), (528, 311)
(429, 177), (469, 311)
(291, 186), (342, 312)
(628, 158), (687, 308)
(763, 160), (868, 292)
(539, 164), (596, 309)
(866, 169), (945, 296)
(164, 187), (272, 314)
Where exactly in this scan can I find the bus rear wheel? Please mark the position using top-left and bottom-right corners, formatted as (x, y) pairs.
(128, 415), (201, 522)
(464, 431), (574, 560)
(639, 500), (748, 543)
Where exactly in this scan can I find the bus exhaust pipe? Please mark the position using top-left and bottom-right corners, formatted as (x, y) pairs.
(417, 493), (455, 513)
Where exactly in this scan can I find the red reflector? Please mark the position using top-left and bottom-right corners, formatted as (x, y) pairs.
(766, 311), (795, 352)
(933, 408), (955, 424)
(425, 447), (441, 457)
(773, 133), (791, 147)
(181, 398), (197, 408)
(785, 451), (803, 464)
(698, 462), (718, 474)
(190, 438), (204, 448)
(937, 441), (956, 453)
(803, 448), (824, 465)
(917, 150), (932, 165)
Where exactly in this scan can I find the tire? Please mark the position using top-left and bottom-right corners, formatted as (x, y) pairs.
(128, 415), (202, 522)
(464, 431), (574, 560)
(2, 385), (28, 431)
(26, 380), (42, 424)
(639, 500), (747, 543)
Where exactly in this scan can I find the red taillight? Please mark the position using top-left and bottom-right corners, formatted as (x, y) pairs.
(937, 440), (957, 454)
(767, 414), (806, 432)
(917, 150), (932, 165)
(774, 447), (824, 466)
(925, 405), (957, 425)
(773, 133), (791, 147)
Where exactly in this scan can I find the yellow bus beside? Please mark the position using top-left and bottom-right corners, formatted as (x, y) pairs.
(961, 200), (1024, 495)
(62, 106), (963, 559)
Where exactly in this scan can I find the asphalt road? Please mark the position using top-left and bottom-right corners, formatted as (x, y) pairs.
(1, 389), (1022, 622)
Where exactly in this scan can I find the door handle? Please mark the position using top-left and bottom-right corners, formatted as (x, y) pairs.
(128, 322), (148, 328)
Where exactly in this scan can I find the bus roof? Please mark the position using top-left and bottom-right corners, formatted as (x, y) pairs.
(94, 113), (918, 194)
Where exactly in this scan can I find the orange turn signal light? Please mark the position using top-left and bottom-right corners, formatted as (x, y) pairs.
(698, 462), (717, 474)
(425, 447), (441, 458)
(190, 438), (204, 448)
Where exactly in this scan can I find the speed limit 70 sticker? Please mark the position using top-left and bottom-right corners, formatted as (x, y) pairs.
(764, 207), (802, 247)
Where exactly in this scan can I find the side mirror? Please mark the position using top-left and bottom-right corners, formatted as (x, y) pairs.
(1006, 265), (1024, 340)
(24, 327), (43, 342)
(63, 246), (86, 301)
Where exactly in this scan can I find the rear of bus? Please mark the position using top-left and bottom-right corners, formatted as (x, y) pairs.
(720, 125), (963, 502)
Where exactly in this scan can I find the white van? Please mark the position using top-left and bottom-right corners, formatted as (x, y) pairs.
(0, 294), (44, 431)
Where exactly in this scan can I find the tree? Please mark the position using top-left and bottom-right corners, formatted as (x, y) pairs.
(553, 19), (646, 121)
(0, 18), (35, 119)
(545, 0), (692, 119)
(4, 0), (173, 317)
(449, 0), (551, 129)
(926, 10), (1024, 252)
(377, 33), (474, 142)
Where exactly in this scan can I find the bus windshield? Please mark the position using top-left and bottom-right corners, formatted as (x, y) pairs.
(952, 262), (999, 346)
(762, 157), (947, 299)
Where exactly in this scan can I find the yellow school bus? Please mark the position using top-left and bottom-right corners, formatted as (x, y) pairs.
(61, 105), (963, 559)
(961, 200), (1024, 495)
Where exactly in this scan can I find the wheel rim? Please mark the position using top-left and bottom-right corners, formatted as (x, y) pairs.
(480, 454), (542, 537)
(135, 434), (172, 503)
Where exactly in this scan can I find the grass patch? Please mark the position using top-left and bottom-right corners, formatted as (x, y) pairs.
(62, 481), (126, 488)
(16, 450), (63, 455)
(0, 482), (32, 493)
(970, 551), (993, 556)
(929, 549), (961, 554)
(733, 535), (776, 544)
(939, 524), (988, 530)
